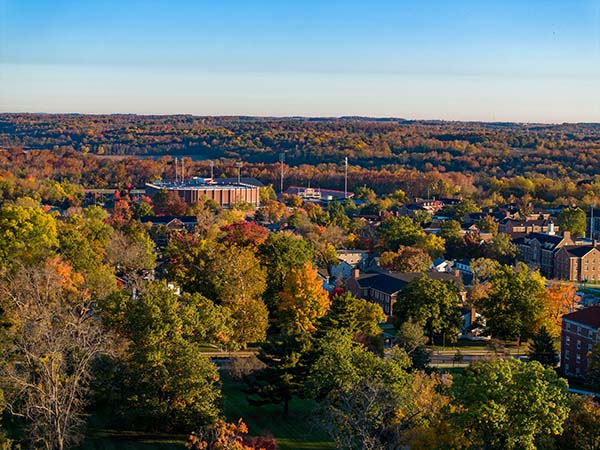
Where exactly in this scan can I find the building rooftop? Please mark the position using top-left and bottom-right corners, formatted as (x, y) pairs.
(562, 245), (600, 258)
(146, 177), (262, 191)
(563, 305), (600, 329)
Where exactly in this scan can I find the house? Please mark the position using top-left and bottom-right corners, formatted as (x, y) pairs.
(514, 229), (573, 278)
(140, 215), (198, 232)
(554, 242), (600, 282)
(399, 199), (444, 216)
(346, 269), (462, 318)
(561, 305), (600, 377)
(329, 249), (369, 282)
(430, 258), (454, 273)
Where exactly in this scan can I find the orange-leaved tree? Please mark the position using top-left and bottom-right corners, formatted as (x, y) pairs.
(277, 261), (331, 335)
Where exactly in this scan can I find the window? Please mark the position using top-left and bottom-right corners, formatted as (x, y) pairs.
(577, 340), (581, 350)
(565, 350), (570, 360)
(566, 322), (571, 331)
(577, 326), (582, 334)
(566, 336), (571, 345)
(576, 354), (581, 363)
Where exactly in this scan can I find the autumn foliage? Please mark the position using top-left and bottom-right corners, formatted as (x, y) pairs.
(187, 419), (277, 450)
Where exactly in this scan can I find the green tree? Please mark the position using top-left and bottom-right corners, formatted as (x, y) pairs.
(0, 204), (58, 265)
(393, 275), (463, 343)
(98, 281), (222, 430)
(451, 359), (570, 450)
(527, 326), (559, 367)
(395, 320), (431, 369)
(377, 216), (425, 251)
(258, 231), (314, 310)
(244, 333), (310, 415)
(557, 206), (587, 238)
(555, 395), (600, 450)
(475, 263), (547, 341)
(308, 330), (447, 450)
(439, 219), (464, 256)
(587, 343), (600, 390)
(485, 232), (519, 264)
(317, 291), (385, 353)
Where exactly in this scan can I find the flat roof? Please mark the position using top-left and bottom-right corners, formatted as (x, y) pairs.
(146, 180), (259, 191)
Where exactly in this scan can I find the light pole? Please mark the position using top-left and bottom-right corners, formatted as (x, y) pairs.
(279, 153), (285, 194)
(236, 161), (242, 184)
(344, 156), (348, 199)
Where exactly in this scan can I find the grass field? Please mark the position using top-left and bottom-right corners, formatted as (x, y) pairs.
(80, 375), (334, 450)
(81, 429), (186, 450)
(222, 375), (334, 450)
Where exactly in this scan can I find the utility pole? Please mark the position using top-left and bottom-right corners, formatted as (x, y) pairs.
(174, 157), (178, 183)
(344, 156), (348, 199)
(181, 158), (185, 183)
(592, 203), (596, 240)
(236, 161), (242, 184)
(210, 160), (214, 179)
(279, 153), (285, 194)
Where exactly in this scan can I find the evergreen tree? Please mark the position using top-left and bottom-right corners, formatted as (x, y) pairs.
(243, 333), (310, 415)
(528, 326), (559, 367)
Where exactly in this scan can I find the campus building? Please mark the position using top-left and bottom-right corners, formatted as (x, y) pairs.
(145, 177), (263, 209)
(561, 305), (600, 378)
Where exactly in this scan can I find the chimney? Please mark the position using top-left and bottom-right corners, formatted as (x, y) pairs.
(351, 268), (360, 279)
(547, 221), (555, 236)
(563, 231), (571, 241)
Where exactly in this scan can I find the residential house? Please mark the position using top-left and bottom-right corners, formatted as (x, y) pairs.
(430, 258), (454, 273)
(561, 305), (600, 377)
(329, 249), (369, 282)
(554, 242), (600, 282)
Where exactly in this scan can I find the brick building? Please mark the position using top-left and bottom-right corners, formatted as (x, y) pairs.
(554, 243), (600, 282)
(561, 305), (600, 377)
(514, 230), (573, 278)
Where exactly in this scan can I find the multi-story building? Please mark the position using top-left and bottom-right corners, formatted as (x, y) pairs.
(498, 216), (554, 238)
(561, 305), (600, 377)
(145, 177), (262, 209)
(554, 242), (600, 282)
(514, 229), (573, 278)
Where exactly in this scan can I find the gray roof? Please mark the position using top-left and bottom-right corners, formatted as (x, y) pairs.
(356, 271), (461, 295)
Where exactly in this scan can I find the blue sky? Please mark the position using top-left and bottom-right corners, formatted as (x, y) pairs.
(1, 0), (599, 122)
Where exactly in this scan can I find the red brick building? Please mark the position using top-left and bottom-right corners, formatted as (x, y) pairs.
(554, 243), (600, 282)
(561, 306), (600, 377)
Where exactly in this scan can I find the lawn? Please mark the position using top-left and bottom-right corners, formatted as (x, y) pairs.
(222, 375), (335, 450)
(80, 375), (334, 450)
(81, 429), (186, 450)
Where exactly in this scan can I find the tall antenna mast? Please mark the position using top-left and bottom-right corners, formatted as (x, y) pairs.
(181, 158), (185, 183)
(174, 157), (178, 183)
(210, 160), (214, 179)
(236, 161), (242, 184)
(344, 156), (348, 199)
(279, 153), (285, 194)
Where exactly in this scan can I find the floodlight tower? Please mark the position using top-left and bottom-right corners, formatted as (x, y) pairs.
(344, 156), (348, 199)
(174, 157), (178, 183)
(209, 160), (215, 179)
(279, 153), (285, 194)
(236, 161), (242, 184)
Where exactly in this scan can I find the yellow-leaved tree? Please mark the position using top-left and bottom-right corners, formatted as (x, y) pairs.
(277, 261), (331, 334)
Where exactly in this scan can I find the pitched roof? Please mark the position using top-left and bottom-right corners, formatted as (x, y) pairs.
(563, 305), (600, 329)
(355, 271), (460, 295)
(562, 245), (600, 258)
